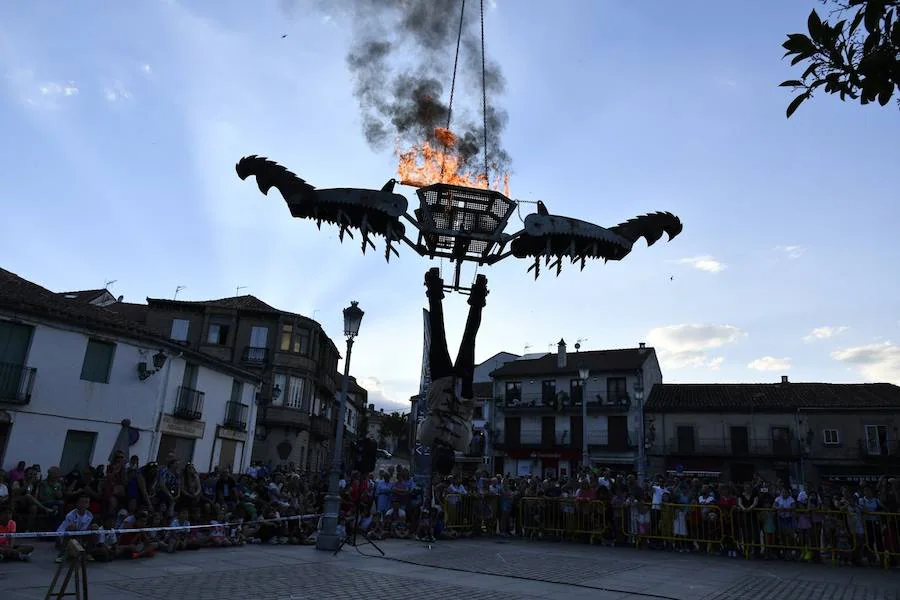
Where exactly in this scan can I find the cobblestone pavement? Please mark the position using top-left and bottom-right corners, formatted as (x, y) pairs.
(2, 539), (898, 600)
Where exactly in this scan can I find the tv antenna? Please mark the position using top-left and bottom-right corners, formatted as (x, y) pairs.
(174, 285), (186, 300)
(523, 343), (531, 354)
(236, 285), (247, 296)
(104, 279), (117, 290)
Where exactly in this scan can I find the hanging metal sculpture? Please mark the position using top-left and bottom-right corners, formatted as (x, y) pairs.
(235, 0), (683, 474)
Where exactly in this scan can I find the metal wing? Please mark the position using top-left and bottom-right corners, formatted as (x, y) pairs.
(236, 155), (409, 261)
(509, 209), (683, 278)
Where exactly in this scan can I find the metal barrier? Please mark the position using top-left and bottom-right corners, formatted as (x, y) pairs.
(442, 493), (498, 534)
(518, 497), (607, 543)
(733, 507), (858, 564)
(618, 502), (725, 550)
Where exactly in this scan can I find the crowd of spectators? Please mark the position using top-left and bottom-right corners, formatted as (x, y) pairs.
(1, 451), (898, 570)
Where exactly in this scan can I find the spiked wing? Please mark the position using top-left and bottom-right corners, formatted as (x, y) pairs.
(236, 155), (409, 261)
(509, 208), (683, 279)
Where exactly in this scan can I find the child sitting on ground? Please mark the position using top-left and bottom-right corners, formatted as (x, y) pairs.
(91, 515), (119, 562)
(118, 510), (157, 559)
(0, 505), (33, 562)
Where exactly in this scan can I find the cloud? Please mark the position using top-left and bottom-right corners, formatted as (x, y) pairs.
(4, 68), (79, 109)
(831, 342), (900, 384)
(354, 376), (412, 413)
(775, 245), (806, 259)
(141, 64), (153, 74)
(647, 324), (745, 370)
(748, 356), (792, 371)
(803, 326), (849, 342)
(103, 81), (132, 102)
(672, 255), (726, 273)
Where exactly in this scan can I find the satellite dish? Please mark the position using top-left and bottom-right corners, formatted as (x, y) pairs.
(574, 342), (581, 351)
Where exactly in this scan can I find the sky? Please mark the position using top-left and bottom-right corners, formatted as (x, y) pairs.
(1, 1), (898, 413)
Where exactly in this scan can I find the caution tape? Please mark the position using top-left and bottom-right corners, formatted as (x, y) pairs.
(0, 513), (322, 540)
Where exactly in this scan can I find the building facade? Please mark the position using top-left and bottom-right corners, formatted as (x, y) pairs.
(644, 378), (900, 486)
(489, 340), (662, 478)
(0, 269), (261, 473)
(106, 294), (355, 472)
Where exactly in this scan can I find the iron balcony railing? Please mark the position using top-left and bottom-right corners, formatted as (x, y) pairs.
(241, 346), (269, 364)
(174, 386), (205, 421)
(310, 414), (333, 439)
(859, 438), (900, 459)
(0, 362), (36, 405)
(223, 401), (249, 431)
(654, 436), (801, 457)
(497, 392), (632, 413)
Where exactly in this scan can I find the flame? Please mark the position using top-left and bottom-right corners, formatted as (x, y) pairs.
(398, 127), (510, 196)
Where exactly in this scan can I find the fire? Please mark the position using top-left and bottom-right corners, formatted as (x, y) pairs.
(398, 127), (510, 196)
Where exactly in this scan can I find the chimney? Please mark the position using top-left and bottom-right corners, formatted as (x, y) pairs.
(368, 403), (374, 412)
(781, 375), (789, 384)
(557, 338), (567, 368)
(639, 342), (646, 349)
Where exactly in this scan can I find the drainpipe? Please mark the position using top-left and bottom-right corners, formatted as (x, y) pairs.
(148, 353), (176, 463)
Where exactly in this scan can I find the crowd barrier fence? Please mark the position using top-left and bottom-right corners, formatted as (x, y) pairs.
(438, 495), (898, 568)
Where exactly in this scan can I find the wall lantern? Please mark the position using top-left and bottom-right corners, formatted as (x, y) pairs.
(138, 350), (168, 381)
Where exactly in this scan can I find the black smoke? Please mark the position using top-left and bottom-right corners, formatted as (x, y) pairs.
(290, 0), (511, 178)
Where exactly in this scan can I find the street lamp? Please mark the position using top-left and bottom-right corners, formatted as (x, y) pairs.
(316, 301), (364, 551)
(579, 365), (589, 470)
(634, 374), (646, 485)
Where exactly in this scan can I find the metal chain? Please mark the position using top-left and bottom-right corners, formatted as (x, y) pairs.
(480, 0), (489, 184)
(441, 0), (467, 178)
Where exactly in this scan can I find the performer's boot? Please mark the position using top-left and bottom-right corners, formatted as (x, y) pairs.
(424, 267), (444, 300)
(468, 273), (489, 308)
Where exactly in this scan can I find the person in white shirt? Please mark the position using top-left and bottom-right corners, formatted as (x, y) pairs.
(55, 494), (94, 563)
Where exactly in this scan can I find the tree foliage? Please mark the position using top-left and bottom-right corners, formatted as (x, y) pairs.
(781, 1), (900, 117)
(378, 411), (408, 444)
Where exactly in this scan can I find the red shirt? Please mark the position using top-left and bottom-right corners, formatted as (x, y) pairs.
(0, 519), (15, 546)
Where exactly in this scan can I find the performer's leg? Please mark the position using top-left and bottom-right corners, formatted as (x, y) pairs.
(425, 268), (453, 380)
(454, 274), (488, 399)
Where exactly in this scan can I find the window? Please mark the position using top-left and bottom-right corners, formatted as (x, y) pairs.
(170, 319), (189, 342)
(864, 425), (888, 456)
(822, 429), (840, 446)
(676, 425), (695, 453)
(293, 328), (310, 355)
(280, 324), (293, 351)
(80, 339), (115, 383)
(569, 379), (583, 404)
(249, 326), (268, 348)
(286, 376), (307, 410)
(272, 374), (287, 406)
(541, 380), (556, 404)
(606, 377), (627, 403)
(230, 379), (244, 403)
(504, 381), (521, 403)
(207, 323), (229, 345)
(59, 430), (97, 474)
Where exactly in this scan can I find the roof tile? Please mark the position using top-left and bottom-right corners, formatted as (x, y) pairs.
(490, 348), (653, 378)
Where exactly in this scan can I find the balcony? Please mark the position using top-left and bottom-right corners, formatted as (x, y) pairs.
(497, 392), (632, 414)
(654, 436), (801, 458)
(174, 386), (205, 421)
(310, 414), (333, 440)
(492, 431), (574, 451)
(859, 439), (900, 462)
(262, 405), (310, 429)
(241, 346), (269, 365)
(223, 401), (249, 431)
(0, 362), (36, 405)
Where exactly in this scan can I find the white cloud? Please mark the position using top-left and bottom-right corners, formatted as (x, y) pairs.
(141, 64), (152, 74)
(803, 326), (848, 342)
(647, 324), (745, 370)
(774, 245), (806, 259)
(5, 69), (79, 109)
(672, 255), (726, 273)
(355, 376), (412, 413)
(103, 81), (132, 102)
(831, 342), (900, 384)
(748, 356), (792, 371)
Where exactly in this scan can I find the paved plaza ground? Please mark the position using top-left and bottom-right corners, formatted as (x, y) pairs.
(2, 538), (898, 600)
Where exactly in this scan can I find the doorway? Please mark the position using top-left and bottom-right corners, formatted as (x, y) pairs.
(730, 426), (750, 454)
(541, 416), (556, 447)
(608, 416), (629, 451)
(59, 430), (97, 475)
(157, 434), (196, 465)
(218, 438), (238, 472)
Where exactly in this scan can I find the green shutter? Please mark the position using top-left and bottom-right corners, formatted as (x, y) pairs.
(80, 340), (115, 383)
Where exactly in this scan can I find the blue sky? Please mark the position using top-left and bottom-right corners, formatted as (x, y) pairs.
(2, 1), (898, 411)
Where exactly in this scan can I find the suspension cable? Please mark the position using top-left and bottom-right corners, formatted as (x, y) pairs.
(441, 0), (467, 178)
(480, 0), (489, 184)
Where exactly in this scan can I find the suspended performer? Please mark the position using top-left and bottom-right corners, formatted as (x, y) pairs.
(416, 267), (487, 474)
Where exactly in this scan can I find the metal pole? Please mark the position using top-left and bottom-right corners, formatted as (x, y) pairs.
(316, 336), (353, 551)
(581, 378), (588, 469)
(637, 390), (646, 485)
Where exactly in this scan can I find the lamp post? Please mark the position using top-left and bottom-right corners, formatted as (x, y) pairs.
(635, 379), (646, 485)
(316, 300), (364, 552)
(579, 366), (589, 469)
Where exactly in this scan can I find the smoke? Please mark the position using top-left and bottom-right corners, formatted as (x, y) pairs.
(292, 0), (511, 176)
